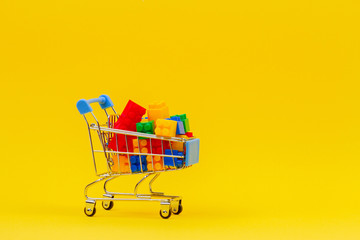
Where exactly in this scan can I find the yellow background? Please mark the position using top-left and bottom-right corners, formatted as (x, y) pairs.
(1, 0), (360, 239)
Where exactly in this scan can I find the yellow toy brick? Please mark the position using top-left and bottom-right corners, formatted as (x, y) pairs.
(112, 154), (130, 173)
(171, 135), (188, 151)
(148, 102), (170, 123)
(155, 119), (177, 137)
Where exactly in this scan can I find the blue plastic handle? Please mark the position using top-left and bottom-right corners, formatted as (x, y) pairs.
(76, 94), (114, 114)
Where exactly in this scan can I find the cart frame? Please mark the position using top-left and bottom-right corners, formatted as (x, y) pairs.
(77, 95), (194, 218)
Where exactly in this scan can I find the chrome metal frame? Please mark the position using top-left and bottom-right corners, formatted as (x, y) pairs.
(81, 106), (190, 217)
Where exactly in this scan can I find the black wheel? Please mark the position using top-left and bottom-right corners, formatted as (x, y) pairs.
(172, 204), (183, 215)
(159, 209), (172, 219)
(84, 206), (96, 217)
(102, 201), (114, 210)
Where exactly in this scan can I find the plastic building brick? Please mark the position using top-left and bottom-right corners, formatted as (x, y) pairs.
(130, 155), (147, 172)
(135, 138), (170, 155)
(185, 132), (194, 138)
(108, 100), (146, 151)
(151, 139), (170, 151)
(133, 139), (150, 154)
(114, 100), (146, 131)
(171, 135), (188, 151)
(178, 114), (186, 121)
(107, 134), (135, 153)
(171, 114), (190, 133)
(146, 155), (164, 171)
(164, 149), (184, 168)
(170, 116), (186, 135)
(154, 119), (177, 137)
(111, 155), (130, 173)
(183, 118), (190, 133)
(136, 120), (154, 139)
(145, 139), (169, 171)
(148, 102), (170, 123)
(185, 138), (200, 166)
(146, 156), (153, 171)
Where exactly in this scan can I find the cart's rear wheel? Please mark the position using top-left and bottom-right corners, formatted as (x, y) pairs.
(172, 204), (183, 215)
(84, 206), (96, 217)
(160, 209), (172, 219)
(102, 201), (114, 210)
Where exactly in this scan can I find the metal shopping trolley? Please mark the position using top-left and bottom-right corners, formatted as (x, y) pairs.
(76, 95), (200, 219)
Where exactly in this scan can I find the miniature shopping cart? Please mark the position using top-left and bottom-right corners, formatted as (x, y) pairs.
(76, 95), (200, 219)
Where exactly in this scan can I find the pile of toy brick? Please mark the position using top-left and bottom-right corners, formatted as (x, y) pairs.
(107, 100), (194, 173)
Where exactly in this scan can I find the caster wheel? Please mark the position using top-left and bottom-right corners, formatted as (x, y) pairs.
(84, 206), (96, 217)
(172, 204), (183, 215)
(102, 201), (114, 210)
(159, 209), (172, 219)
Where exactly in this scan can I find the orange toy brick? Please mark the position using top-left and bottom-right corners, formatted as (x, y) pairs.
(133, 139), (150, 153)
(171, 135), (188, 151)
(148, 102), (170, 123)
(146, 156), (153, 172)
(111, 155), (130, 173)
(155, 119), (177, 137)
(147, 155), (164, 171)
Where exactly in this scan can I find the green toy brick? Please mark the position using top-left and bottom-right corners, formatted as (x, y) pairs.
(183, 118), (190, 132)
(178, 114), (187, 121)
(171, 114), (190, 132)
(136, 120), (154, 139)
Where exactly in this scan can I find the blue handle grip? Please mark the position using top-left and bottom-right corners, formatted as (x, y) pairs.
(76, 94), (114, 114)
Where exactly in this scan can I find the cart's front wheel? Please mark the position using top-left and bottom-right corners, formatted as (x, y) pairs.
(84, 200), (96, 217)
(84, 206), (96, 217)
(102, 201), (114, 210)
(160, 209), (172, 219)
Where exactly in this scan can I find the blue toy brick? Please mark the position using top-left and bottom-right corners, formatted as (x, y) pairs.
(185, 138), (200, 166)
(140, 155), (147, 171)
(131, 164), (139, 172)
(130, 155), (139, 164)
(164, 149), (175, 166)
(164, 149), (184, 167)
(170, 116), (181, 121)
(176, 151), (184, 168)
(130, 155), (148, 172)
(175, 159), (183, 168)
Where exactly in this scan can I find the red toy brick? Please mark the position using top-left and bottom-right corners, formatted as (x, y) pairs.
(108, 100), (146, 151)
(114, 100), (146, 131)
(185, 132), (193, 138)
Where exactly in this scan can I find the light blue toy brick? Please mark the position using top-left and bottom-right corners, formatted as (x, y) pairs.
(185, 138), (200, 166)
(176, 121), (185, 135)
